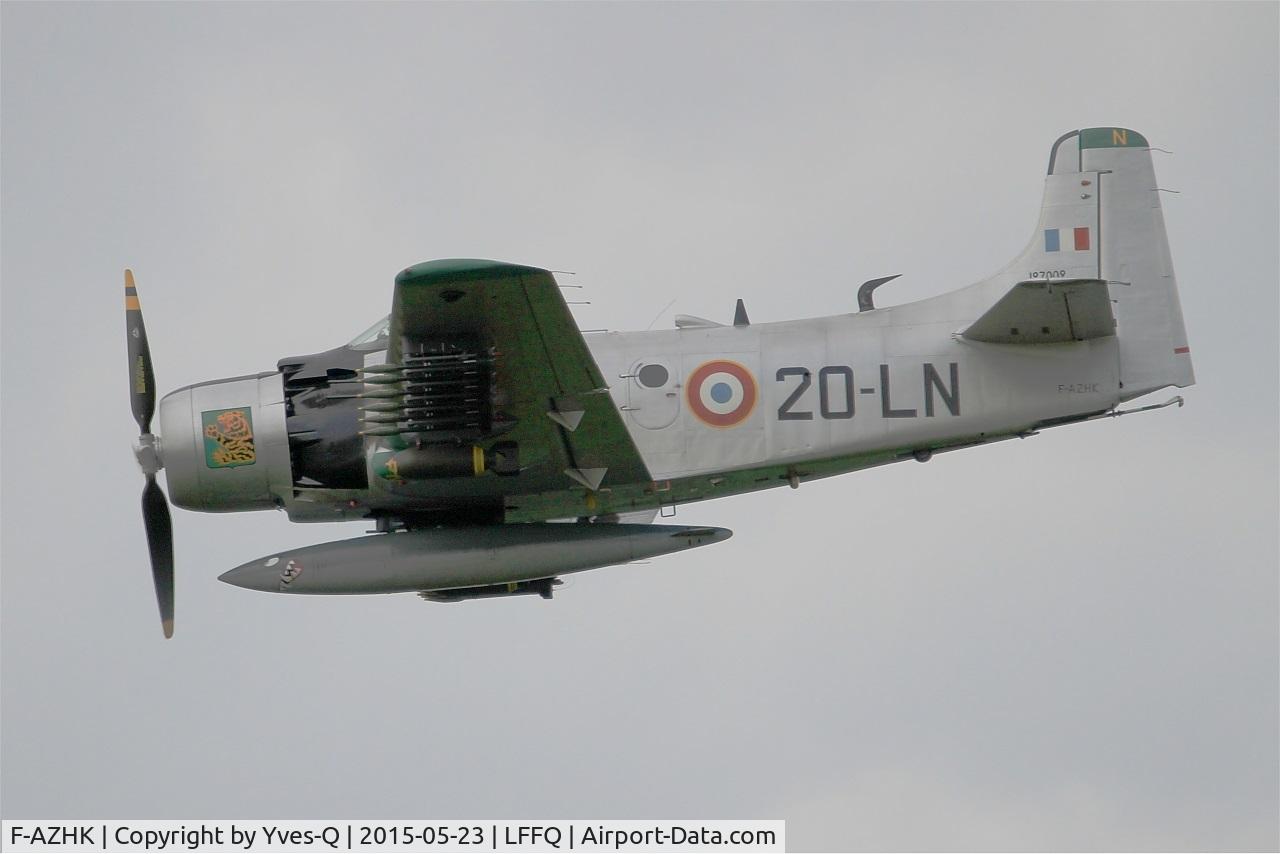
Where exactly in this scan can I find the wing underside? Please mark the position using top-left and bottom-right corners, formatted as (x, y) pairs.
(377, 259), (650, 505)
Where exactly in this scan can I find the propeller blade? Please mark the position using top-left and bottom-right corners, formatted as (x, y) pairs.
(124, 269), (157, 435)
(142, 475), (175, 638)
(126, 269), (174, 638)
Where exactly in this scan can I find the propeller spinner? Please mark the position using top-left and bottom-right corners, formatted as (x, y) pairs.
(125, 270), (175, 638)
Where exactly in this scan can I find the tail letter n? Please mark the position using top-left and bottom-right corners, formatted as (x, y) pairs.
(924, 362), (960, 417)
(1112, 129), (1128, 146)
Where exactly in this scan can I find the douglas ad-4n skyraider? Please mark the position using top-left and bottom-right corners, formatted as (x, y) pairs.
(125, 127), (1193, 637)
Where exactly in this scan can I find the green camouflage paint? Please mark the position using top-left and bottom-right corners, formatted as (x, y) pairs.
(1079, 127), (1149, 149)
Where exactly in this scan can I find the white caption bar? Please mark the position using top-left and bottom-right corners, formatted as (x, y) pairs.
(1, 820), (784, 853)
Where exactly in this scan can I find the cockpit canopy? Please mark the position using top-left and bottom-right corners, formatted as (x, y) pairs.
(348, 315), (390, 348)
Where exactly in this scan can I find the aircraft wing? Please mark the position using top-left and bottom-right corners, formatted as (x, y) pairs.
(386, 259), (650, 492)
(962, 278), (1115, 344)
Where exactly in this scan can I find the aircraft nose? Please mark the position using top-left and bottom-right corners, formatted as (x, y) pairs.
(219, 557), (288, 592)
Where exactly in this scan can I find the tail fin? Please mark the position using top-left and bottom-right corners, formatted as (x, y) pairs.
(1046, 127), (1195, 399)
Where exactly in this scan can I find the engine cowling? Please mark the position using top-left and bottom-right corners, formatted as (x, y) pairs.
(157, 372), (292, 511)
(278, 346), (369, 490)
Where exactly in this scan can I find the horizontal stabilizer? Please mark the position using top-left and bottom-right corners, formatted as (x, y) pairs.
(962, 278), (1115, 344)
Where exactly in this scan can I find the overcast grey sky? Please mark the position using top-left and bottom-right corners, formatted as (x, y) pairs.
(2, 2), (1277, 851)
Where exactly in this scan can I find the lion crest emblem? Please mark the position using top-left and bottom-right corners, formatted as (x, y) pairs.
(202, 408), (257, 468)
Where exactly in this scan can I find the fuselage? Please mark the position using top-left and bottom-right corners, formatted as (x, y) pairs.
(154, 287), (1120, 525)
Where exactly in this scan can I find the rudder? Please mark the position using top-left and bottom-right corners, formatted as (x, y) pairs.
(1049, 127), (1195, 400)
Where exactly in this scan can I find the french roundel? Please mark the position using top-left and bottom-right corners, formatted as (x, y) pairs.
(686, 360), (758, 427)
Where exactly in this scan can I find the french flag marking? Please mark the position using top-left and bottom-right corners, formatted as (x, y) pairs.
(1044, 227), (1091, 252)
